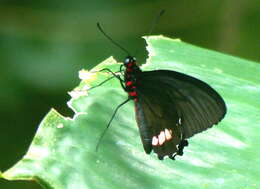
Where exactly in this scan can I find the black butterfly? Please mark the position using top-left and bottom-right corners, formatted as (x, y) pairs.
(120, 56), (226, 160)
(95, 20), (226, 160)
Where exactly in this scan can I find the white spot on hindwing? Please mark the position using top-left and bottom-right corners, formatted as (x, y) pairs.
(165, 128), (172, 140)
(158, 131), (166, 145)
(152, 129), (173, 146)
(152, 136), (159, 146)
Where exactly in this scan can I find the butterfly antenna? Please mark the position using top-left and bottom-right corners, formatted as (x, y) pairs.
(147, 9), (166, 36)
(97, 22), (131, 56)
(134, 9), (165, 57)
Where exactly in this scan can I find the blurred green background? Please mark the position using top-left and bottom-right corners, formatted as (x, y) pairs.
(0, 1), (259, 188)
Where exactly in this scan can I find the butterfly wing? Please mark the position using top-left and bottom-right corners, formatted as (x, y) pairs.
(134, 92), (183, 159)
(134, 70), (226, 158)
(136, 70), (227, 138)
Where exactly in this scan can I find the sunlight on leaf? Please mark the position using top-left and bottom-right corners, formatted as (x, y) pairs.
(1, 36), (260, 189)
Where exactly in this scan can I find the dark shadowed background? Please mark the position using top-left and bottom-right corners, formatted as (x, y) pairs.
(0, 0), (259, 188)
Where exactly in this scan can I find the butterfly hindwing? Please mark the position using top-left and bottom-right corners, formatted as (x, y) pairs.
(134, 86), (183, 159)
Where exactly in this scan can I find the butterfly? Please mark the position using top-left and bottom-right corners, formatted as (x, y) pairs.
(117, 56), (226, 160)
(94, 15), (226, 160)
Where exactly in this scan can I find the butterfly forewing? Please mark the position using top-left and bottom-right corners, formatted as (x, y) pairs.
(135, 70), (226, 139)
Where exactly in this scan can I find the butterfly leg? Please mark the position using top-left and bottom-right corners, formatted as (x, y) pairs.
(92, 68), (123, 80)
(91, 66), (127, 91)
(88, 68), (124, 91)
(96, 98), (131, 151)
(92, 68), (121, 78)
(88, 76), (115, 91)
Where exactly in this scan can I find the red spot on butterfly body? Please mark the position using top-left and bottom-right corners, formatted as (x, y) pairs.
(126, 81), (133, 86)
(127, 68), (133, 72)
(129, 91), (137, 97)
(127, 62), (133, 67)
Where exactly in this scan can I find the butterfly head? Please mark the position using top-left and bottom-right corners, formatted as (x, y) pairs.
(124, 56), (136, 67)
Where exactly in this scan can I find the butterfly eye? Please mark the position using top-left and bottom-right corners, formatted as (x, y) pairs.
(124, 56), (135, 65)
(124, 58), (130, 65)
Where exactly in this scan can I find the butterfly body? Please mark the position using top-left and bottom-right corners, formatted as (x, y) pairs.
(123, 56), (141, 101)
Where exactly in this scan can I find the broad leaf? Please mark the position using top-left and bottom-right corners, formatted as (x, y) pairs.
(1, 36), (260, 189)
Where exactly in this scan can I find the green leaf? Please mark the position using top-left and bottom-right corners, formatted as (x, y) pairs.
(1, 36), (260, 189)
